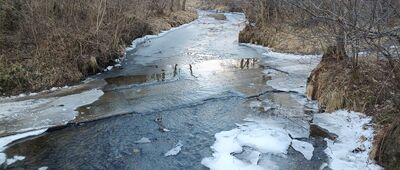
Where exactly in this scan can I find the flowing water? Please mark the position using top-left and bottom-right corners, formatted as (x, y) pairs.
(1, 11), (331, 170)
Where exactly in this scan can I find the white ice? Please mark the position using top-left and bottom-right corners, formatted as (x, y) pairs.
(291, 140), (314, 160)
(134, 137), (151, 144)
(249, 101), (262, 108)
(164, 141), (183, 156)
(201, 121), (292, 170)
(6, 155), (25, 165)
(0, 129), (47, 166)
(313, 110), (382, 170)
(38, 167), (48, 170)
(0, 129), (47, 152)
(0, 153), (5, 165)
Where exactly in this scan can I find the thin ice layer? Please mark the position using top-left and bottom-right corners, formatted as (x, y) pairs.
(261, 51), (320, 94)
(0, 89), (103, 136)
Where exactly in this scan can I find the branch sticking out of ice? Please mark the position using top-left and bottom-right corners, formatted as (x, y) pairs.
(134, 137), (151, 144)
(164, 141), (183, 157)
(291, 140), (314, 160)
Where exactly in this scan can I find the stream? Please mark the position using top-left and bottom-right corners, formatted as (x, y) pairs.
(0, 11), (379, 170)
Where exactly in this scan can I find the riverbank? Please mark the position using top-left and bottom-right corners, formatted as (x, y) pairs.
(242, 22), (399, 169)
(0, 0), (197, 96)
(306, 48), (400, 169)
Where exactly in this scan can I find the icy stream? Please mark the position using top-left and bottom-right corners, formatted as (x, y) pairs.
(0, 11), (381, 170)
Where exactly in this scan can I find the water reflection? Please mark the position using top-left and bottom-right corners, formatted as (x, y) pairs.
(239, 58), (258, 69)
(103, 58), (263, 87)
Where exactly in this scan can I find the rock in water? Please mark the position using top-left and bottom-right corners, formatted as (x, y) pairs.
(309, 124), (338, 140)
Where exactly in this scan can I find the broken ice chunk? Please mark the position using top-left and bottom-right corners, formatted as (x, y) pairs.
(164, 141), (183, 156)
(134, 137), (151, 144)
(291, 140), (314, 160)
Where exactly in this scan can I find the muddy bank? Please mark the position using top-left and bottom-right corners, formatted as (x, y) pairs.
(0, 0), (197, 96)
(306, 47), (400, 169)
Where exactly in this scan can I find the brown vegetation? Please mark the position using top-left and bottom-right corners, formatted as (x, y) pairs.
(199, 0), (244, 12)
(207, 14), (227, 20)
(0, 0), (196, 96)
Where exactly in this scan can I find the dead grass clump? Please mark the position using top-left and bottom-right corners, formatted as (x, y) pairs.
(374, 119), (400, 169)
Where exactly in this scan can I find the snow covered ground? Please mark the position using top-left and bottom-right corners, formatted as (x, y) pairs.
(314, 110), (382, 170)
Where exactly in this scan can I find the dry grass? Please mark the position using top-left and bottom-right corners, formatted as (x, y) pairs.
(0, 0), (197, 96)
(239, 24), (323, 54)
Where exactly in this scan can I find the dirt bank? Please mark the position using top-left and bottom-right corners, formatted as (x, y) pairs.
(306, 47), (400, 169)
(0, 0), (197, 96)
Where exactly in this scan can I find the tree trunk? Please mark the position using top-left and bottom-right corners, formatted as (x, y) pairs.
(182, 0), (186, 10)
(335, 24), (346, 60)
(170, 0), (174, 12)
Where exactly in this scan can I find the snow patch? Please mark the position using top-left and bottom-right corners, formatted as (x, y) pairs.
(164, 141), (183, 156)
(6, 155), (25, 165)
(313, 110), (382, 170)
(291, 140), (314, 160)
(38, 167), (48, 170)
